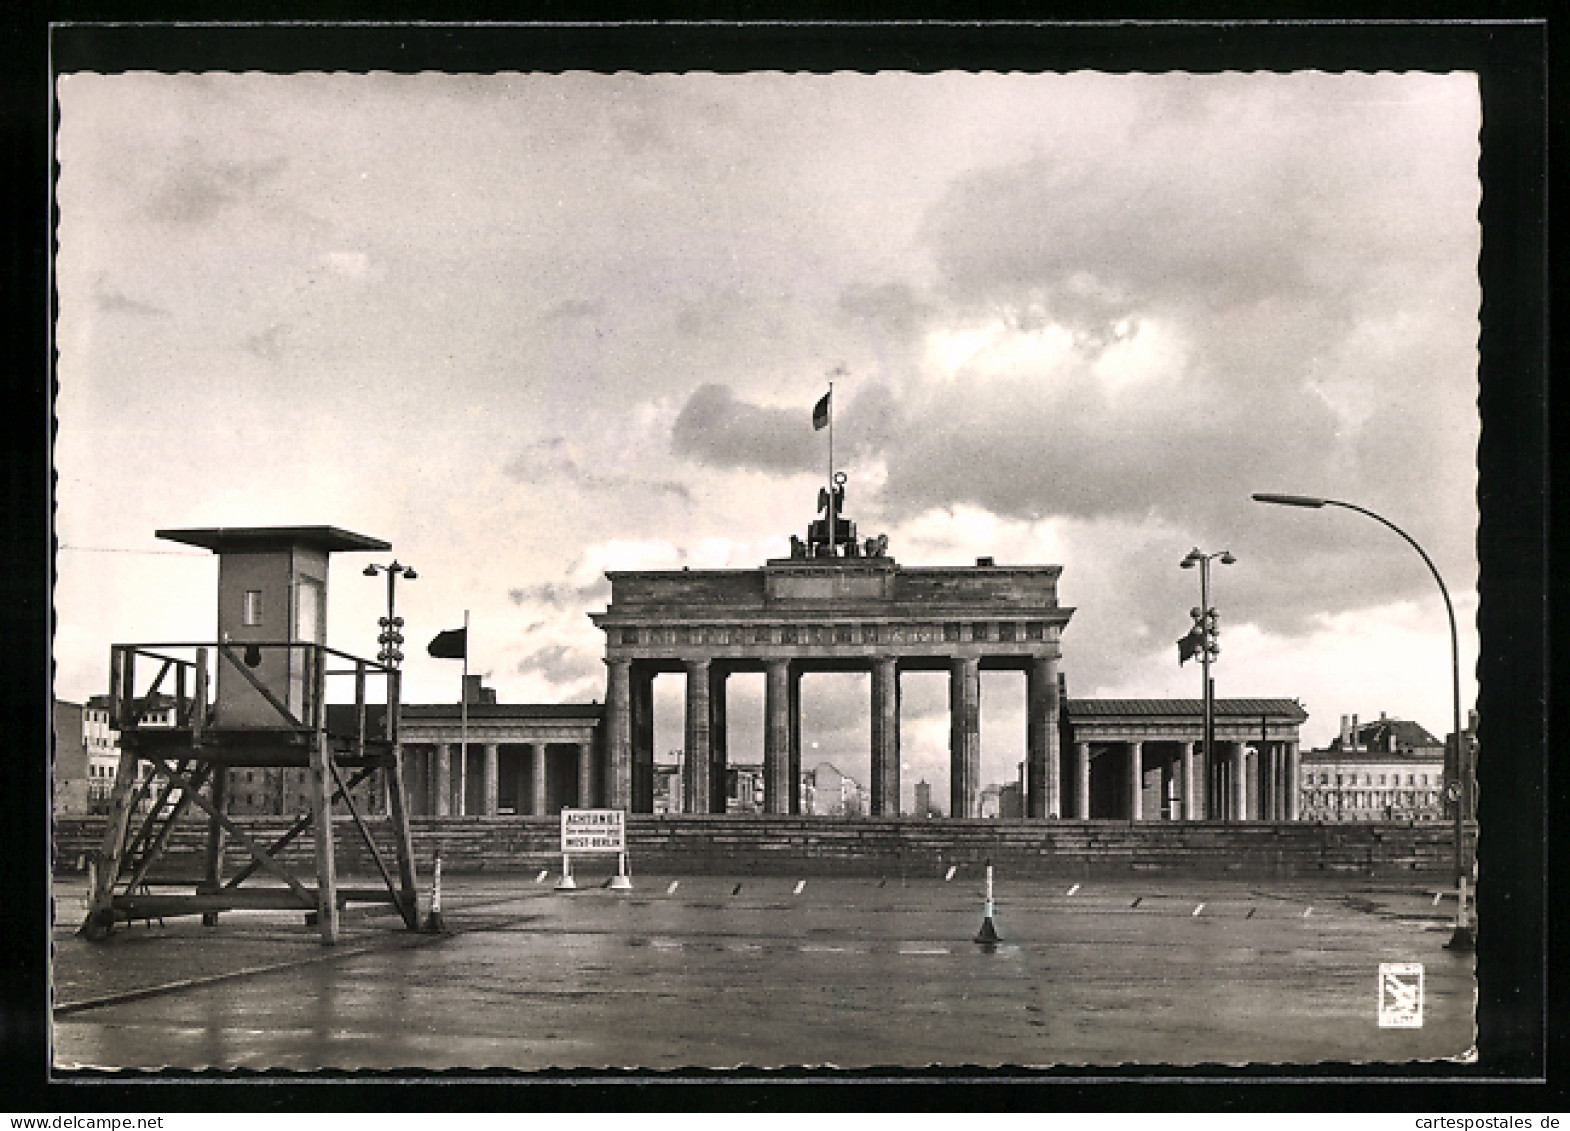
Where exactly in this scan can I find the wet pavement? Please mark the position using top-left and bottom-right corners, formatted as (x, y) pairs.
(50, 872), (1476, 1072)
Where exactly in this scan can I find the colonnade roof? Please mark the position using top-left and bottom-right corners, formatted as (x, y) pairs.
(400, 703), (603, 722)
(1065, 698), (1309, 724)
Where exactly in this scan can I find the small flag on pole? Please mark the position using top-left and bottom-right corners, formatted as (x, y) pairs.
(428, 627), (467, 660)
(812, 390), (831, 431)
(1177, 626), (1204, 666)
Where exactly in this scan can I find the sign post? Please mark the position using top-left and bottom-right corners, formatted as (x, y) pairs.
(559, 808), (631, 892)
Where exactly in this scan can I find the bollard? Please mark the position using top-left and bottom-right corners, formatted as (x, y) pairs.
(422, 853), (446, 933)
(974, 861), (1000, 945)
(1445, 875), (1475, 950)
(555, 853), (577, 891)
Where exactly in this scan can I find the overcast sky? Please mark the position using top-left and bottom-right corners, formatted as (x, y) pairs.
(53, 71), (1481, 808)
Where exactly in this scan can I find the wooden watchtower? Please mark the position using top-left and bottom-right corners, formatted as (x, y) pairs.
(82, 526), (420, 944)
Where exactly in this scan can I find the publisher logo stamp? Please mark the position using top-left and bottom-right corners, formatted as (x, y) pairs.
(1379, 962), (1424, 1028)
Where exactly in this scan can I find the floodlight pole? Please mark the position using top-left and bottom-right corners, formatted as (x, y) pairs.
(1182, 548), (1234, 818)
(1251, 493), (1472, 950)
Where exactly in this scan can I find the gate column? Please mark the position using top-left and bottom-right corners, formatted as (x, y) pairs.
(949, 656), (980, 819)
(1026, 654), (1060, 818)
(605, 659), (632, 810)
(1126, 741), (1144, 821)
(788, 665), (802, 814)
(577, 741), (595, 807)
(870, 656), (900, 817)
(709, 665), (729, 814)
(1285, 740), (1301, 821)
(684, 659), (712, 814)
(631, 665), (655, 813)
(1180, 740), (1196, 820)
(1073, 742), (1091, 818)
(765, 659), (791, 814)
(531, 743), (547, 816)
(1229, 741), (1248, 821)
(483, 743), (499, 816)
(433, 743), (451, 817)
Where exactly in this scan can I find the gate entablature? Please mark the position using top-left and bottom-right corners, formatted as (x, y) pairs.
(593, 558), (1073, 668)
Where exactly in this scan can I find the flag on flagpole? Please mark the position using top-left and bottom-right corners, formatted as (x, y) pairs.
(428, 627), (467, 660)
(812, 390), (831, 431)
(1177, 627), (1204, 666)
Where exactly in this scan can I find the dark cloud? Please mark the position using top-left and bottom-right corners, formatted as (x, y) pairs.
(509, 580), (610, 610)
(505, 436), (690, 501)
(540, 298), (603, 323)
(241, 324), (290, 362)
(516, 644), (600, 686)
(671, 382), (899, 477)
(93, 288), (168, 317)
(146, 149), (287, 226)
(671, 384), (819, 475)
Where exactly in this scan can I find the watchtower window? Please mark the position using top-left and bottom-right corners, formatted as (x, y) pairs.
(998, 622), (1017, 642)
(242, 590), (264, 626)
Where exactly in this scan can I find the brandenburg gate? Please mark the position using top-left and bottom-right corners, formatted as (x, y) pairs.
(591, 485), (1075, 819)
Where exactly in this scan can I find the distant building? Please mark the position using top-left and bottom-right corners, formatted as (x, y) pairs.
(913, 779), (938, 818)
(1299, 712), (1446, 822)
(53, 699), (90, 816)
(82, 692), (172, 813)
(726, 762), (765, 813)
(978, 784), (1003, 819)
(652, 762), (682, 814)
(804, 762), (866, 816)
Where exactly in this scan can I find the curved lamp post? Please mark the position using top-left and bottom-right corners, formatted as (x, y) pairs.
(1252, 493), (1473, 950)
(1181, 548), (1235, 819)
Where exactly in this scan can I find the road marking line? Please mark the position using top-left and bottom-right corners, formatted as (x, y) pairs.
(1432, 892), (1443, 905)
(1066, 883), (1080, 896)
(801, 944), (848, 953)
(793, 880), (806, 894)
(667, 881), (679, 894)
(1192, 903), (1205, 917)
(1303, 906), (1313, 917)
(944, 866), (957, 881)
(899, 945), (951, 955)
(651, 939), (682, 949)
(535, 870), (548, 883)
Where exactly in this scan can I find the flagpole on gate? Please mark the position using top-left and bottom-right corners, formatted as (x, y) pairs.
(827, 377), (835, 555)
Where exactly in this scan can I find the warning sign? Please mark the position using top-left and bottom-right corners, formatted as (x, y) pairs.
(561, 808), (626, 854)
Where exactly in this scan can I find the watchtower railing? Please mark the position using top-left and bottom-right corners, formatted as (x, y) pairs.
(108, 642), (401, 747)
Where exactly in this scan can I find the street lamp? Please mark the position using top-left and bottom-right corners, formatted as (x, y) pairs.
(1180, 548), (1235, 821)
(364, 560), (417, 668)
(1252, 492), (1473, 951)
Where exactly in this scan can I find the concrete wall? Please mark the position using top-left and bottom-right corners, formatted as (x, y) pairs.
(54, 816), (1475, 881)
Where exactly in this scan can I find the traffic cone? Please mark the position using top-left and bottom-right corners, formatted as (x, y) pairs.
(974, 860), (1001, 945)
(422, 852), (446, 933)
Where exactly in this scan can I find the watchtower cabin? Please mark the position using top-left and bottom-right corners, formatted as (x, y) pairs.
(84, 526), (420, 945)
